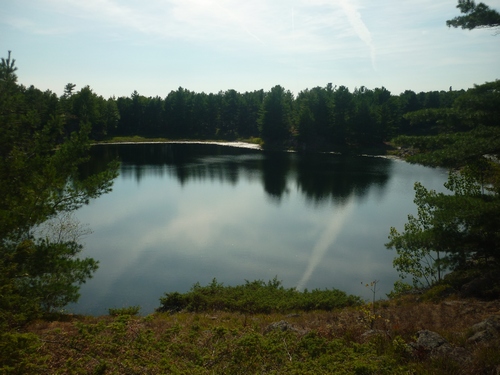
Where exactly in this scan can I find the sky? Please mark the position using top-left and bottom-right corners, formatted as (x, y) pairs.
(2, 0), (499, 98)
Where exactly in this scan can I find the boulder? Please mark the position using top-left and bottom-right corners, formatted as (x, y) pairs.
(409, 330), (469, 362)
(467, 315), (500, 344)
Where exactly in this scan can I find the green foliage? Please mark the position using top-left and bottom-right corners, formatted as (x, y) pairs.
(23, 313), (411, 374)
(389, 79), (500, 294)
(0, 52), (118, 328)
(157, 278), (362, 314)
(258, 85), (294, 146)
(446, 0), (500, 30)
(110, 81), (455, 151)
(386, 280), (414, 299)
(0, 332), (46, 374)
(386, 181), (447, 288)
(108, 305), (141, 316)
(395, 80), (500, 169)
(386, 170), (500, 289)
(0, 51), (18, 83)
(5, 299), (496, 374)
(420, 284), (454, 302)
(63, 85), (120, 140)
(443, 265), (484, 289)
(13, 239), (98, 312)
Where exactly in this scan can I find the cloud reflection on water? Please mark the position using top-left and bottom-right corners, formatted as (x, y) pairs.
(70, 144), (448, 315)
(296, 194), (356, 291)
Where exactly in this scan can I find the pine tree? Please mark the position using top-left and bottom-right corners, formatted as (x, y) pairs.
(0, 52), (118, 327)
(446, 0), (500, 30)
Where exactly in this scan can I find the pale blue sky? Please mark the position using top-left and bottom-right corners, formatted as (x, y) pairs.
(2, 0), (499, 98)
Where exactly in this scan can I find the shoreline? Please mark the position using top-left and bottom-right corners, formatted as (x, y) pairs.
(93, 139), (407, 161)
(94, 139), (262, 150)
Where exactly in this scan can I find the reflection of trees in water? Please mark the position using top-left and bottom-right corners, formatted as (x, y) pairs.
(261, 151), (291, 201)
(87, 144), (259, 185)
(294, 153), (392, 206)
(85, 144), (392, 202)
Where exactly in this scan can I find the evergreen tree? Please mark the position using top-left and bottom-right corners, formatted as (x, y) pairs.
(447, 0), (500, 30)
(388, 80), (500, 290)
(388, 2), (500, 289)
(258, 85), (293, 145)
(331, 85), (353, 145)
(0, 50), (17, 82)
(0, 52), (118, 326)
(395, 81), (500, 168)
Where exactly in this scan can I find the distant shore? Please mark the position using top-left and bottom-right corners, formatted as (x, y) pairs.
(94, 137), (262, 150)
(93, 137), (404, 158)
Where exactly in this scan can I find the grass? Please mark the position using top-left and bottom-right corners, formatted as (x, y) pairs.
(3, 281), (500, 374)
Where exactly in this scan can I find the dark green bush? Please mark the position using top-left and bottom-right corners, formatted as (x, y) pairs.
(0, 332), (46, 374)
(108, 305), (141, 316)
(157, 278), (362, 314)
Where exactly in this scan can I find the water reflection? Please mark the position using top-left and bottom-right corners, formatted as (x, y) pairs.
(261, 151), (291, 201)
(295, 153), (391, 205)
(89, 143), (392, 204)
(72, 143), (447, 315)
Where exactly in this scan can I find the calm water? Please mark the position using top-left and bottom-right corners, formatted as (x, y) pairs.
(69, 143), (448, 315)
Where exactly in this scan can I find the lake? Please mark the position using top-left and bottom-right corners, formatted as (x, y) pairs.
(69, 143), (449, 315)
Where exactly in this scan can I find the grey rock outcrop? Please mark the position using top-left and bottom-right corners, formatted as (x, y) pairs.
(409, 330), (469, 362)
(467, 315), (500, 344)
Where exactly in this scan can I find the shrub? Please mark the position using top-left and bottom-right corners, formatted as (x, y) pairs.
(108, 305), (141, 316)
(157, 278), (362, 314)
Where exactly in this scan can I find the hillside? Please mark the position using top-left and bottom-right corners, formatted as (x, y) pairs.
(7, 295), (500, 374)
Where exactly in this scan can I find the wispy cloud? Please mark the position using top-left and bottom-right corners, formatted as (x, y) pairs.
(4, 0), (499, 96)
(38, 0), (370, 56)
(337, 0), (376, 70)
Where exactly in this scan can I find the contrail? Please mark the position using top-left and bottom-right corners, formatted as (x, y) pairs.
(213, 2), (265, 45)
(337, 0), (376, 70)
(296, 195), (356, 291)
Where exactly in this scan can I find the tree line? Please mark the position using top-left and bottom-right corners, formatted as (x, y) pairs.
(49, 81), (467, 150)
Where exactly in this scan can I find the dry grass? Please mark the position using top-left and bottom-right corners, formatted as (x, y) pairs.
(16, 296), (499, 374)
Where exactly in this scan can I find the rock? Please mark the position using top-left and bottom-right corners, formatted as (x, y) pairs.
(471, 315), (500, 332)
(264, 320), (300, 334)
(409, 330), (469, 362)
(467, 315), (500, 344)
(410, 330), (449, 351)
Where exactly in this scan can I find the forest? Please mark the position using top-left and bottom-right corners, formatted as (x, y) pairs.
(31, 79), (467, 150)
